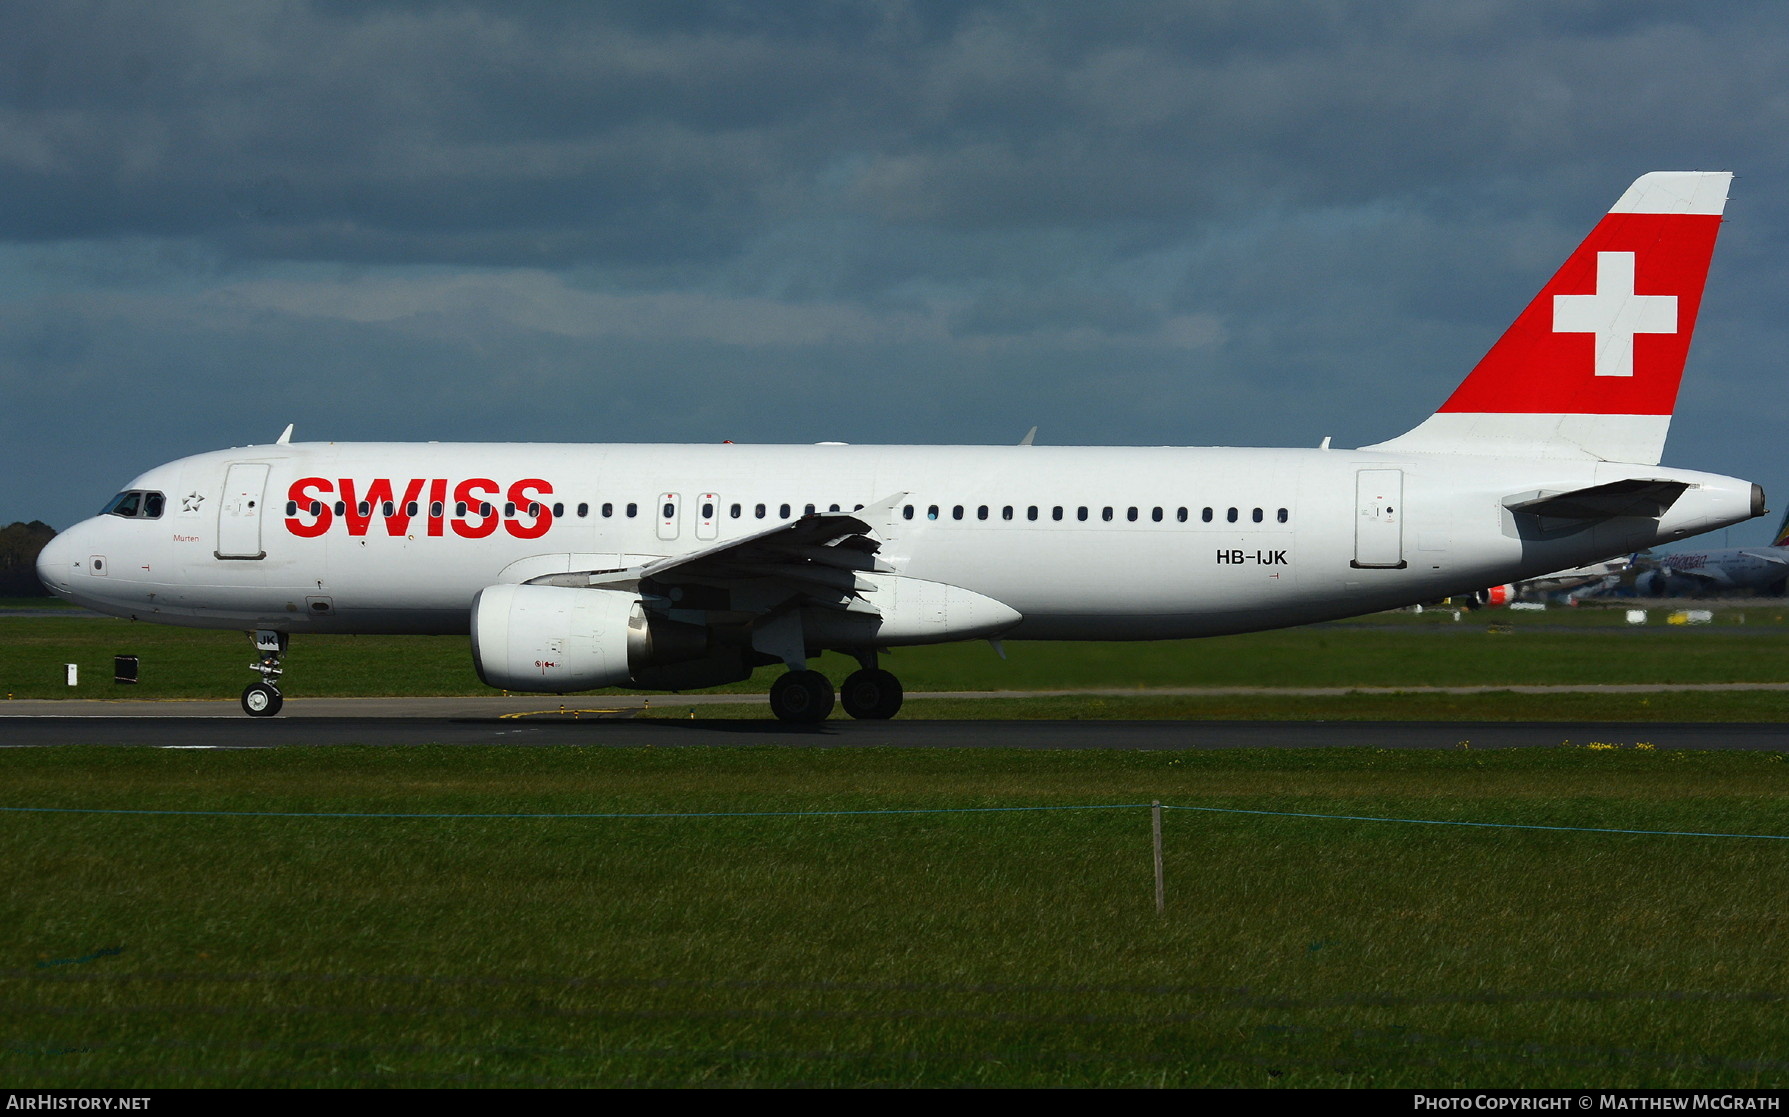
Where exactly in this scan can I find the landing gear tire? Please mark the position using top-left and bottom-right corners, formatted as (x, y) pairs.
(241, 682), (283, 718)
(769, 670), (835, 723)
(841, 668), (903, 720)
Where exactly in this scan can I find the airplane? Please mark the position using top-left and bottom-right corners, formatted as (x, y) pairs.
(35, 171), (1765, 721)
(1466, 554), (1635, 608)
(1627, 507), (1789, 596)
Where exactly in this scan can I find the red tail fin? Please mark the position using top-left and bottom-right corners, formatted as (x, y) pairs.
(1367, 172), (1730, 465)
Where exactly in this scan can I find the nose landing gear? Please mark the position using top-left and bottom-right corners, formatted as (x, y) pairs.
(242, 629), (287, 717)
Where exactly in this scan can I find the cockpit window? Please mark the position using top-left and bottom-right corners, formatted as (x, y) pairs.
(101, 490), (165, 519)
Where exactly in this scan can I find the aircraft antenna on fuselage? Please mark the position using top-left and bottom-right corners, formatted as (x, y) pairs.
(276, 423), (294, 445)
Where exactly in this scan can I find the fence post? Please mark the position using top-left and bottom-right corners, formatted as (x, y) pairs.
(1152, 800), (1165, 913)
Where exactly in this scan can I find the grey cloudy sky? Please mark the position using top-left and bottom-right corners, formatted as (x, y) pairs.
(5, 1), (1788, 543)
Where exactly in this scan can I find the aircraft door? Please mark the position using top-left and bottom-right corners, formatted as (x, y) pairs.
(657, 492), (680, 541)
(216, 463), (270, 560)
(696, 493), (719, 541)
(1352, 469), (1406, 569)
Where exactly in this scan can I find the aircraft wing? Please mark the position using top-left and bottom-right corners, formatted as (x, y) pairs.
(528, 496), (903, 614)
(1504, 478), (1690, 520)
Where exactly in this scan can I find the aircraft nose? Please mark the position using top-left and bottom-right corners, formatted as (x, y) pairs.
(35, 523), (85, 597)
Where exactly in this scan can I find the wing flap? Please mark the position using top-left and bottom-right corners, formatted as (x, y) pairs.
(525, 501), (905, 609)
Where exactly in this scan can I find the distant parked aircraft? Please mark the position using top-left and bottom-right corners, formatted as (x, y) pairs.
(1628, 508), (1789, 596)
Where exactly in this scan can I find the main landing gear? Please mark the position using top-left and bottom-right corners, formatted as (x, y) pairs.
(766, 660), (905, 723)
(840, 668), (902, 720)
(768, 670), (833, 723)
(241, 629), (287, 718)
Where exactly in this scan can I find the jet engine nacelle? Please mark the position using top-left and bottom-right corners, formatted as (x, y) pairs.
(470, 583), (706, 692)
(1475, 584), (1515, 608)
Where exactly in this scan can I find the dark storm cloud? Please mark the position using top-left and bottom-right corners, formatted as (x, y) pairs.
(6, 2), (1785, 266)
(4, 1), (1789, 532)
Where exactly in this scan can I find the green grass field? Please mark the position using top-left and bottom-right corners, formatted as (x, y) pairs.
(3, 746), (1787, 1088)
(5, 608), (1788, 1086)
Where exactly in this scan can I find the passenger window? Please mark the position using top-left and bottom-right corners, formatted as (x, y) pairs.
(576, 503), (587, 518)
(829, 504), (840, 512)
(952, 506), (964, 520)
(1202, 507), (1213, 522)
(756, 503), (767, 519)
(1002, 506), (1014, 520)
(411, 502), (422, 517)
(977, 506), (989, 520)
(1226, 507), (1238, 523)
(335, 501), (347, 516)
(1252, 507), (1263, 523)
(1151, 507), (1162, 522)
(480, 502), (493, 517)
(626, 503), (637, 518)
(1077, 507), (1088, 521)
(529, 503), (541, 517)
(387, 501), (399, 517)
(431, 501), (444, 517)
(780, 503), (791, 518)
(601, 503), (613, 517)
(1102, 507), (1114, 522)
(1027, 506), (1038, 521)
(702, 502), (715, 519)
(927, 505), (939, 520)
(1127, 507), (1138, 522)
(1177, 507), (1188, 523)
(1278, 508), (1289, 523)
(805, 503), (816, 515)
(312, 501), (325, 516)
(455, 501), (467, 516)
(285, 500), (297, 516)
(903, 505), (914, 520)
(1052, 506), (1063, 521)
(662, 502), (674, 519)
(551, 502), (563, 517)
(729, 503), (740, 518)
(358, 501), (371, 517)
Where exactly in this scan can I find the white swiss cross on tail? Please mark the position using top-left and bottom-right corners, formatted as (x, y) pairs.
(1552, 251), (1678, 378)
(1365, 171), (1730, 466)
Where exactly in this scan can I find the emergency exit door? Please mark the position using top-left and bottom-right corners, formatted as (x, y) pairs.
(1352, 469), (1406, 569)
(216, 463), (270, 560)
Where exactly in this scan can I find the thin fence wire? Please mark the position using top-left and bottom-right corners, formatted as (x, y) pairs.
(2, 800), (1787, 840)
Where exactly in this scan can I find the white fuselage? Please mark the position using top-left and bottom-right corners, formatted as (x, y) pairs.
(37, 441), (1761, 643)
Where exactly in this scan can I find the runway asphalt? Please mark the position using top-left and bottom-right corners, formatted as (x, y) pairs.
(0, 697), (1785, 749)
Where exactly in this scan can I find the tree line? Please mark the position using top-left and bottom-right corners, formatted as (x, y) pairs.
(0, 521), (56, 596)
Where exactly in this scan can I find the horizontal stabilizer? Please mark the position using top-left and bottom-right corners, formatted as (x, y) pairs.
(1504, 478), (1689, 520)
